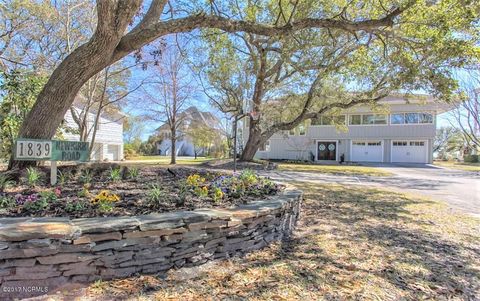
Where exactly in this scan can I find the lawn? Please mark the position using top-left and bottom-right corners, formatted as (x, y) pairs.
(50, 182), (479, 300)
(278, 163), (393, 177)
(434, 161), (480, 172)
(124, 156), (214, 165)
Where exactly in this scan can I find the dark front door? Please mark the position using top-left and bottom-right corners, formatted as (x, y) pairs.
(317, 141), (336, 160)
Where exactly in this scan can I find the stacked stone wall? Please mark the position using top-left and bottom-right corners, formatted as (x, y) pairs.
(0, 187), (302, 299)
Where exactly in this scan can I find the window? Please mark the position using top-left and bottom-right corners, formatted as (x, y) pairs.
(393, 141), (408, 146)
(289, 128), (295, 135)
(391, 114), (405, 124)
(298, 122), (306, 135)
(419, 113), (433, 124)
(368, 141), (381, 146)
(405, 113), (419, 124)
(391, 113), (433, 124)
(410, 141), (425, 146)
(373, 115), (387, 124)
(350, 114), (386, 125)
(349, 115), (362, 125)
(311, 115), (346, 126)
(259, 140), (270, 151)
(362, 114), (376, 125)
(353, 141), (366, 146)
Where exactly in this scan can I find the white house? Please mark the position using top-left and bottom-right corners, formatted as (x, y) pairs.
(156, 106), (223, 156)
(244, 94), (451, 164)
(62, 106), (124, 161)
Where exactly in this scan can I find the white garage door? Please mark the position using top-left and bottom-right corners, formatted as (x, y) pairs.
(391, 141), (428, 163)
(351, 141), (383, 162)
(105, 145), (119, 161)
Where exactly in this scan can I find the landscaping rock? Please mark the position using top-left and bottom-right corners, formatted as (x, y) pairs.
(73, 232), (122, 244)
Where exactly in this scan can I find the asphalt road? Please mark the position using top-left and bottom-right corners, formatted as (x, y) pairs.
(261, 164), (480, 217)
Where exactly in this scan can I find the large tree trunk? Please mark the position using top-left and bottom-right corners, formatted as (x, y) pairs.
(240, 127), (264, 161)
(8, 2), (140, 170)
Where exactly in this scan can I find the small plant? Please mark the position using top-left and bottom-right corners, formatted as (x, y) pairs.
(79, 169), (93, 185)
(148, 184), (165, 204)
(17, 193), (48, 212)
(77, 184), (90, 198)
(0, 194), (14, 209)
(0, 174), (14, 192)
(186, 174), (206, 187)
(38, 189), (60, 204)
(91, 190), (120, 214)
(65, 200), (88, 213)
(212, 186), (224, 203)
(25, 167), (41, 187)
(58, 171), (70, 186)
(194, 185), (209, 198)
(109, 167), (122, 182)
(128, 167), (139, 180)
(239, 169), (258, 186)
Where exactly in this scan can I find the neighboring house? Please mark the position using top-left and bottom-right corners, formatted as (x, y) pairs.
(156, 106), (222, 156)
(62, 106), (124, 161)
(244, 94), (451, 164)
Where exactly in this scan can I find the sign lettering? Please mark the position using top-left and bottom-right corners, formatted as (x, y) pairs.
(14, 139), (89, 162)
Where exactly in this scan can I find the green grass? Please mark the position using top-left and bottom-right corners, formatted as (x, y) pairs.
(434, 161), (480, 172)
(124, 156), (214, 165)
(278, 163), (392, 177)
(53, 183), (479, 300)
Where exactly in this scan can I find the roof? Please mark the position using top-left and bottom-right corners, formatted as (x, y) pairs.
(156, 106), (221, 132)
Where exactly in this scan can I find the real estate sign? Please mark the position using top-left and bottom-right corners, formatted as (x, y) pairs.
(14, 139), (89, 162)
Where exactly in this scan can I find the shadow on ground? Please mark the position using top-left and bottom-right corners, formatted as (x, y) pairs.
(47, 182), (480, 300)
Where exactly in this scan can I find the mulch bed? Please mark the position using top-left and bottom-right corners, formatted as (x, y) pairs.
(0, 165), (281, 218)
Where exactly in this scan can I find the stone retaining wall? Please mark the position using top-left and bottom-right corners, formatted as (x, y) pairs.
(0, 187), (302, 299)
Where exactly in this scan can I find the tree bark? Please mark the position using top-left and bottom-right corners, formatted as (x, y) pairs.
(170, 128), (176, 165)
(240, 126), (265, 161)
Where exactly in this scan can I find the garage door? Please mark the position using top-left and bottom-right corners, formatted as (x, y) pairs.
(391, 141), (427, 163)
(351, 141), (383, 162)
(105, 145), (119, 161)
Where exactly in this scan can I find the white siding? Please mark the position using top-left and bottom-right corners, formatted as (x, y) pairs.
(247, 101), (440, 164)
(62, 107), (124, 161)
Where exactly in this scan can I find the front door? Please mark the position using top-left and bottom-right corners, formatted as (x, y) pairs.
(317, 141), (337, 160)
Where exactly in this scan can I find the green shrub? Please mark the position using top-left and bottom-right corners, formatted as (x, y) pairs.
(109, 167), (122, 182)
(464, 154), (479, 163)
(0, 174), (13, 192)
(79, 169), (93, 185)
(0, 194), (14, 209)
(65, 200), (88, 213)
(24, 167), (41, 187)
(38, 190), (58, 204)
(128, 167), (139, 180)
(23, 195), (48, 212)
(147, 184), (165, 205)
(58, 171), (70, 186)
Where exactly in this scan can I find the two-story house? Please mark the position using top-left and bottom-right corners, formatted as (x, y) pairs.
(156, 106), (223, 156)
(247, 94), (450, 164)
(62, 106), (124, 161)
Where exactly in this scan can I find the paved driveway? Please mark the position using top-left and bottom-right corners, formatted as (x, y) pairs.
(262, 164), (480, 217)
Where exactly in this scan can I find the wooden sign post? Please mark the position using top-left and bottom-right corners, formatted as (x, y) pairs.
(14, 139), (89, 185)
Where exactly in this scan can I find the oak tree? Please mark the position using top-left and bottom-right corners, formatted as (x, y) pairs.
(10, 0), (418, 168)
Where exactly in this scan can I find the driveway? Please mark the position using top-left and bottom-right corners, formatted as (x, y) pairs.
(262, 164), (480, 217)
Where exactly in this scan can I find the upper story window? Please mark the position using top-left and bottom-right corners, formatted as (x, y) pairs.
(391, 112), (433, 124)
(349, 114), (386, 125)
(288, 128), (295, 135)
(311, 115), (346, 126)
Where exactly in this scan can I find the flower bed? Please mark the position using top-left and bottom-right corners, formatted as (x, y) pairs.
(0, 166), (281, 218)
